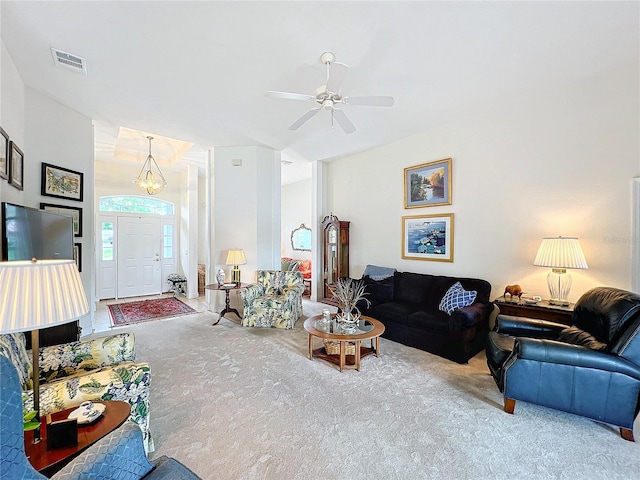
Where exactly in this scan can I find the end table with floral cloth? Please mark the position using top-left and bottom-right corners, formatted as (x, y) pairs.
(0, 331), (153, 452)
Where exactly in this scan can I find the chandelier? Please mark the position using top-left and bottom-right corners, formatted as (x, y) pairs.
(133, 136), (167, 195)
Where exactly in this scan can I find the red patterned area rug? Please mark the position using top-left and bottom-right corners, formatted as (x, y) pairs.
(108, 297), (197, 326)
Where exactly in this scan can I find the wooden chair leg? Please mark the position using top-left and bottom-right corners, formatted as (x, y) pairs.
(504, 397), (516, 414)
(620, 428), (635, 442)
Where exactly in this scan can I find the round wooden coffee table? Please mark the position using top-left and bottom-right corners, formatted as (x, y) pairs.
(25, 400), (131, 477)
(304, 315), (385, 371)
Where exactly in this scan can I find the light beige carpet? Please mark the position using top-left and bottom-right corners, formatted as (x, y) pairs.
(123, 302), (640, 479)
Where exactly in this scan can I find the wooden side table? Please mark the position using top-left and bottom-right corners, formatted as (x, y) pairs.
(494, 296), (574, 324)
(25, 400), (130, 477)
(206, 283), (245, 325)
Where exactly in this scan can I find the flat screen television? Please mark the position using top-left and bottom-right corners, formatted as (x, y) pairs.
(1, 202), (74, 261)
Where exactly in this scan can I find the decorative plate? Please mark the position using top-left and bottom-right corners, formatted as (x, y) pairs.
(68, 403), (106, 424)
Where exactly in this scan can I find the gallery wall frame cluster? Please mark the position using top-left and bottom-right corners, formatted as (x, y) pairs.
(402, 158), (454, 262)
(0, 126), (24, 191)
(0, 128), (85, 273)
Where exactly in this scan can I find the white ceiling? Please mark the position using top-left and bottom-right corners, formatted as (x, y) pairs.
(1, 2), (637, 185)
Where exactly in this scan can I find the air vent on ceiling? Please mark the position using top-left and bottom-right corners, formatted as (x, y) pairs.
(50, 48), (87, 74)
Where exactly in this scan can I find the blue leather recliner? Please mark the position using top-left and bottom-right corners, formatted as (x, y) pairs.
(486, 287), (640, 441)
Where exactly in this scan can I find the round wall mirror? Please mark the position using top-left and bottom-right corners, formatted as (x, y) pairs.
(291, 224), (312, 251)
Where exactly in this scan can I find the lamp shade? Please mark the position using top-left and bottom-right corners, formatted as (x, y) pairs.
(533, 237), (588, 270)
(226, 249), (246, 266)
(0, 259), (89, 334)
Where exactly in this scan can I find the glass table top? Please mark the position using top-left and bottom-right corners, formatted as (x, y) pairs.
(313, 318), (374, 335)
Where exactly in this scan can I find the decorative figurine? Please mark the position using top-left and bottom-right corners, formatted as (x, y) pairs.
(216, 268), (225, 286)
(504, 284), (523, 300)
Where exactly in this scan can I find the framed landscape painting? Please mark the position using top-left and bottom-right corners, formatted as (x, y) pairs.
(402, 213), (454, 262)
(0, 127), (8, 180)
(40, 203), (83, 237)
(404, 158), (452, 208)
(42, 163), (84, 201)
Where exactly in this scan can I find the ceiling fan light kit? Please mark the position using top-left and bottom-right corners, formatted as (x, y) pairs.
(266, 51), (394, 134)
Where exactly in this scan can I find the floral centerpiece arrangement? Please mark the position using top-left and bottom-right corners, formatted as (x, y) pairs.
(332, 277), (371, 331)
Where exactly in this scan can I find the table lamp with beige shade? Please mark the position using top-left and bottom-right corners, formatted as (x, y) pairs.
(226, 249), (246, 285)
(0, 259), (89, 443)
(534, 236), (588, 306)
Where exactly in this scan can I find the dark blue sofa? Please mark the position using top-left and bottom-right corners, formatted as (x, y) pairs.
(357, 269), (493, 363)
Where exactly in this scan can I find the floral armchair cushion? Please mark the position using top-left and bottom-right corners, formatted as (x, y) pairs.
(240, 270), (305, 329)
(0, 332), (33, 390)
(0, 332), (153, 453)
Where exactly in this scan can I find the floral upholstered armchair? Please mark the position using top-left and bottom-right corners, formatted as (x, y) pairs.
(240, 270), (305, 329)
(0, 331), (153, 452)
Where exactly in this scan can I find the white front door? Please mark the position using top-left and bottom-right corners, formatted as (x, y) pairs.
(117, 216), (162, 298)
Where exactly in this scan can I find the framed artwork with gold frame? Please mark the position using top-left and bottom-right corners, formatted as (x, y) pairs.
(404, 158), (452, 208)
(402, 213), (454, 262)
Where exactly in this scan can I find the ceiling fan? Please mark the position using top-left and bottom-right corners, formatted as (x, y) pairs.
(266, 52), (394, 134)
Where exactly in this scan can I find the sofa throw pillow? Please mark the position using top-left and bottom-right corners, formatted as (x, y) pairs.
(439, 282), (477, 315)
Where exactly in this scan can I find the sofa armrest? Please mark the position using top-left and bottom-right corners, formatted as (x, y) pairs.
(52, 422), (154, 480)
(240, 284), (265, 305)
(450, 302), (492, 330)
(39, 333), (136, 382)
(495, 315), (567, 338)
(514, 337), (640, 380)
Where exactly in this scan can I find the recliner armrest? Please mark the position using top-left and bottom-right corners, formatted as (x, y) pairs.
(495, 314), (567, 339)
(514, 337), (640, 380)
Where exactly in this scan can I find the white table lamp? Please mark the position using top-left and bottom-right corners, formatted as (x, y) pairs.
(0, 259), (89, 443)
(533, 237), (588, 306)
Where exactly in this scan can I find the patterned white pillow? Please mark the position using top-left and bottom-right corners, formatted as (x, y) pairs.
(439, 282), (477, 315)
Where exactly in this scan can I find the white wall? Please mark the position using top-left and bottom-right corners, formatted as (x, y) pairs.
(326, 64), (639, 303)
(0, 41), (25, 205)
(211, 145), (280, 311)
(281, 178), (312, 261)
(1, 39), (95, 335)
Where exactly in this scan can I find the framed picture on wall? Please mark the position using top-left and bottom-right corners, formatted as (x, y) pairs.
(40, 203), (83, 237)
(404, 158), (452, 208)
(41, 163), (84, 201)
(8, 141), (24, 191)
(402, 213), (454, 262)
(0, 127), (9, 180)
(74, 243), (82, 272)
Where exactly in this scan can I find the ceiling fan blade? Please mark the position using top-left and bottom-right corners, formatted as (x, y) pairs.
(333, 109), (356, 134)
(344, 96), (395, 107)
(325, 62), (349, 93)
(288, 108), (321, 130)
(266, 91), (315, 102)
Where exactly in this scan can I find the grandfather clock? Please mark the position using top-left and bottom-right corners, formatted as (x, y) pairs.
(321, 214), (350, 305)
